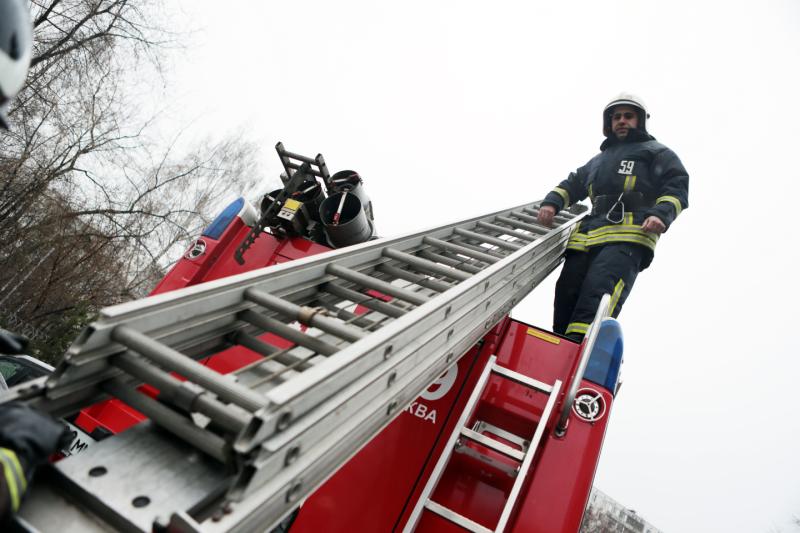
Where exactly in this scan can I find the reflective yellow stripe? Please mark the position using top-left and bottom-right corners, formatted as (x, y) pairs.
(0, 461), (19, 512)
(624, 212), (633, 225)
(566, 322), (590, 335)
(569, 224), (658, 251)
(0, 447), (25, 492)
(623, 175), (637, 191)
(585, 233), (658, 251)
(566, 243), (588, 252)
(586, 224), (659, 242)
(588, 183), (594, 200)
(553, 187), (570, 207)
(609, 279), (625, 315)
(656, 195), (683, 216)
(0, 448), (25, 512)
(585, 223), (656, 238)
(586, 230), (658, 246)
(567, 231), (588, 252)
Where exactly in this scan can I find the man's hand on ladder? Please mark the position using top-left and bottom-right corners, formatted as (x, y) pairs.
(537, 205), (556, 227)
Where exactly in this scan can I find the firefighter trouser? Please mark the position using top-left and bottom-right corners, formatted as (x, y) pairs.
(553, 243), (646, 340)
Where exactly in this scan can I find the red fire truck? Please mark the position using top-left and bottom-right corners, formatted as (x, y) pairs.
(7, 144), (624, 533)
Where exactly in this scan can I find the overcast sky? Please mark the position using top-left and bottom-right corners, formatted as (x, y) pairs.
(151, 1), (800, 531)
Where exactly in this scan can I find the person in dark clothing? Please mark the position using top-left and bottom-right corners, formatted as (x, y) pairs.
(537, 93), (689, 341)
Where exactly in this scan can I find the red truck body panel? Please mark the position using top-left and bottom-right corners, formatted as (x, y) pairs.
(291, 320), (614, 533)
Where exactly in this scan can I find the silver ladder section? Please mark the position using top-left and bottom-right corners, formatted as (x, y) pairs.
(403, 356), (562, 533)
(11, 201), (584, 533)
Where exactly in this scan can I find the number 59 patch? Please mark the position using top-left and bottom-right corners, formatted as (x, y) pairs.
(617, 160), (635, 175)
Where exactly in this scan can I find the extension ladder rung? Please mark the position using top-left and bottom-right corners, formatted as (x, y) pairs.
(382, 247), (473, 282)
(495, 215), (546, 235)
(448, 237), (508, 259)
(473, 420), (529, 449)
(424, 500), (494, 533)
(424, 236), (501, 264)
(245, 287), (367, 342)
(492, 364), (553, 393)
(376, 264), (454, 292)
(477, 221), (536, 241)
(454, 227), (523, 251)
(321, 283), (410, 318)
(460, 427), (526, 462)
(418, 249), (484, 274)
(327, 263), (432, 306)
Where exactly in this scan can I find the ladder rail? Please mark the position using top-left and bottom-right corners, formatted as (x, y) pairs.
(555, 293), (612, 436)
(403, 355), (498, 533)
(64, 201), (572, 362)
(40, 203), (581, 409)
(403, 360), (564, 533)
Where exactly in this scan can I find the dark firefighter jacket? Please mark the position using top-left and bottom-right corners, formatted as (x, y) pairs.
(542, 128), (689, 268)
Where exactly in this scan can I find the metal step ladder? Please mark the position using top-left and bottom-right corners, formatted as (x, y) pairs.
(9, 200), (585, 532)
(403, 355), (562, 533)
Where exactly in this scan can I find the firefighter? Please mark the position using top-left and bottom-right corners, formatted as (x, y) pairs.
(537, 93), (689, 341)
(0, 0), (74, 523)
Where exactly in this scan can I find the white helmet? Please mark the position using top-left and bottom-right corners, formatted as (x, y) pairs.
(603, 92), (650, 137)
(0, 0), (33, 129)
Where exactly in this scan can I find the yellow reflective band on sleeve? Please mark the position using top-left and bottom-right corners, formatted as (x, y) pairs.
(624, 212), (633, 225)
(527, 328), (561, 345)
(0, 447), (26, 512)
(566, 322), (590, 335)
(588, 183), (593, 200)
(609, 279), (625, 316)
(553, 187), (570, 207)
(656, 195), (683, 216)
(623, 175), (637, 191)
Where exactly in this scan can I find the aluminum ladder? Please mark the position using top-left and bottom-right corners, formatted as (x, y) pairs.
(403, 355), (562, 533)
(9, 200), (585, 532)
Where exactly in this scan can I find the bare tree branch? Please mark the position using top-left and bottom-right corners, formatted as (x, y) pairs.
(1, 0), (263, 363)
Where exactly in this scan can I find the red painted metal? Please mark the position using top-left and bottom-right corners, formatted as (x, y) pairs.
(151, 219), (330, 296)
(291, 320), (616, 533)
(510, 379), (614, 533)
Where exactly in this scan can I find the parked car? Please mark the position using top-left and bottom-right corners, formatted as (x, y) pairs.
(0, 353), (53, 389)
(0, 354), (96, 456)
